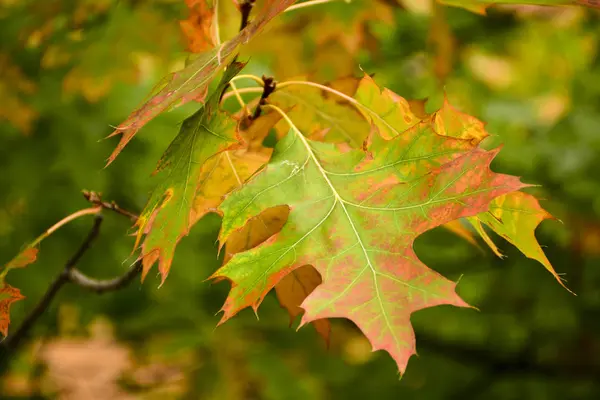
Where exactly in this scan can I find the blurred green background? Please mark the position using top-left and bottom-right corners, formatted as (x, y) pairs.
(1, 0), (600, 398)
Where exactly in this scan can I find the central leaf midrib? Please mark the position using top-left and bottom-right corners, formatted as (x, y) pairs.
(288, 124), (400, 351)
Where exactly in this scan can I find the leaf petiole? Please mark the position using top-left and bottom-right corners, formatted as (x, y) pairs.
(277, 80), (401, 136)
(221, 87), (264, 103)
(230, 74), (265, 86)
(285, 0), (352, 13)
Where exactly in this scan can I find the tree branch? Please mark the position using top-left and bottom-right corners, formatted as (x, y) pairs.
(1, 215), (104, 353)
(67, 261), (142, 294)
(83, 190), (139, 222)
(1, 196), (143, 358)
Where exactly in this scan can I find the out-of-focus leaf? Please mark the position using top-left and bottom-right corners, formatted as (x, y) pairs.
(0, 54), (37, 134)
(180, 0), (218, 54)
(443, 220), (480, 249)
(275, 265), (331, 344)
(0, 248), (37, 336)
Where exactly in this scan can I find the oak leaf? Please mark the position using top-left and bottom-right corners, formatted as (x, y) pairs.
(191, 111), (282, 227)
(135, 64), (244, 283)
(222, 204), (331, 343)
(275, 265), (332, 344)
(106, 0), (297, 165)
(271, 77), (369, 147)
(212, 75), (528, 373)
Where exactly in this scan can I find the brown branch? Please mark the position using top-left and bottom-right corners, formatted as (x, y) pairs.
(67, 261), (142, 294)
(252, 76), (277, 120)
(1, 196), (143, 358)
(239, 0), (256, 31)
(1, 215), (103, 353)
(83, 190), (139, 222)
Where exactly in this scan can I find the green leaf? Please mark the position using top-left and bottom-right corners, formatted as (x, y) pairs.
(106, 0), (297, 165)
(135, 63), (244, 283)
(213, 76), (527, 373)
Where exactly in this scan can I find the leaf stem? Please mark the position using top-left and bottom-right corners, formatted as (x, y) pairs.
(83, 190), (138, 222)
(221, 87), (264, 102)
(230, 74), (265, 86)
(214, 0), (222, 46)
(285, 0), (350, 13)
(30, 207), (101, 248)
(277, 80), (397, 136)
(228, 80), (250, 112)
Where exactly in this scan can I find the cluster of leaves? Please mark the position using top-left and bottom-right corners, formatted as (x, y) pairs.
(4, 0), (597, 378)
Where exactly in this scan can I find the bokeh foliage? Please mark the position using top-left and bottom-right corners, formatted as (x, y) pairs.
(1, 0), (600, 398)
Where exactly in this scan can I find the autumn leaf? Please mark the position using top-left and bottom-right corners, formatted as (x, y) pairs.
(0, 54), (38, 134)
(271, 76), (369, 147)
(180, 0), (218, 54)
(135, 64), (244, 283)
(275, 265), (331, 344)
(469, 192), (569, 290)
(353, 74), (421, 140)
(191, 111), (282, 227)
(221, 203), (331, 342)
(443, 220), (480, 249)
(212, 75), (528, 373)
(106, 0), (297, 166)
(1, 248), (38, 336)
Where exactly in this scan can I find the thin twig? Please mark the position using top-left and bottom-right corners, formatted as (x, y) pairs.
(1, 195), (143, 358)
(29, 207), (101, 248)
(1, 215), (104, 353)
(83, 190), (139, 222)
(285, 0), (349, 12)
(68, 261), (143, 294)
(222, 87), (264, 102)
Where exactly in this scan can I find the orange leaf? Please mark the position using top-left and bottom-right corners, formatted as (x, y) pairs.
(275, 266), (331, 345)
(180, 0), (217, 54)
(0, 285), (25, 337)
(1, 247), (39, 336)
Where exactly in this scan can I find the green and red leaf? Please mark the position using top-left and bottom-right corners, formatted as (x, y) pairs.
(135, 64), (244, 283)
(212, 75), (530, 373)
